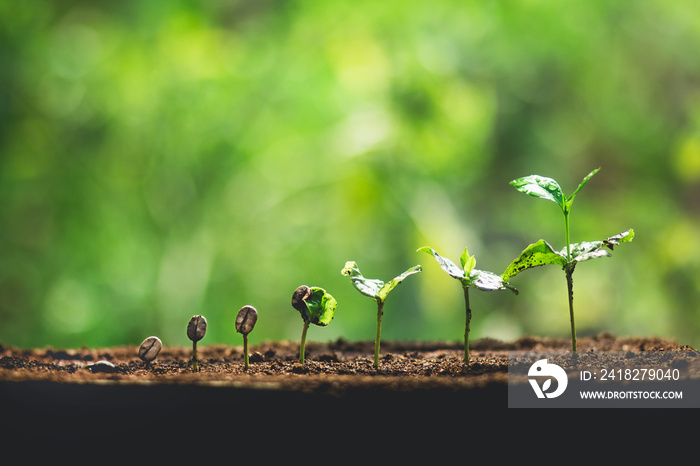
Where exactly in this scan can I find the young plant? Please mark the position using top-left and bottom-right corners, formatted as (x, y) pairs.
(187, 315), (207, 371)
(505, 168), (634, 352)
(341, 261), (422, 368)
(235, 305), (258, 371)
(417, 246), (518, 364)
(291, 285), (338, 365)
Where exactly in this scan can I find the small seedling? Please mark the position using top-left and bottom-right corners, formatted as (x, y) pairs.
(138, 336), (162, 365)
(505, 168), (634, 351)
(187, 315), (207, 371)
(291, 285), (338, 365)
(418, 246), (518, 364)
(235, 305), (258, 370)
(341, 261), (421, 368)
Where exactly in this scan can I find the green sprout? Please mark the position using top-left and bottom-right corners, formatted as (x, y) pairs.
(291, 285), (338, 365)
(187, 315), (207, 371)
(341, 261), (421, 368)
(235, 305), (258, 371)
(505, 168), (634, 352)
(418, 246), (518, 364)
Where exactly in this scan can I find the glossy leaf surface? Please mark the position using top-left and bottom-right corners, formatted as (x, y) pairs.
(510, 175), (565, 210)
(502, 240), (567, 281)
(341, 261), (421, 303)
(419, 247), (518, 293)
(303, 286), (337, 326)
(503, 229), (634, 280)
(565, 229), (635, 263)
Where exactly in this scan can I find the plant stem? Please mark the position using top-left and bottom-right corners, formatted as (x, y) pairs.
(374, 299), (384, 368)
(243, 334), (250, 371)
(564, 210), (572, 262)
(192, 341), (199, 372)
(300, 321), (310, 365)
(463, 286), (472, 364)
(565, 265), (577, 352)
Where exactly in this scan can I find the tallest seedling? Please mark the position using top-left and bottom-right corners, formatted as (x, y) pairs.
(504, 168), (634, 352)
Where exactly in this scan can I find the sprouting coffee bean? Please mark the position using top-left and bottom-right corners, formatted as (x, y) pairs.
(138, 336), (162, 362)
(187, 315), (207, 342)
(292, 285), (311, 312)
(235, 305), (258, 335)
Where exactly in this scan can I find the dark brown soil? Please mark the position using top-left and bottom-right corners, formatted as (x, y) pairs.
(1, 333), (696, 442)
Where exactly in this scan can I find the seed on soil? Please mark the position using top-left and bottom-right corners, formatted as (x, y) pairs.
(86, 360), (117, 373)
(138, 336), (162, 362)
(235, 305), (258, 335)
(187, 315), (207, 342)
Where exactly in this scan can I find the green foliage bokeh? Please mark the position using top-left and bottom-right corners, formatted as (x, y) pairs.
(2, 0), (700, 349)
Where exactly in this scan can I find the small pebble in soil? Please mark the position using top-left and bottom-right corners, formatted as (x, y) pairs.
(250, 352), (264, 363)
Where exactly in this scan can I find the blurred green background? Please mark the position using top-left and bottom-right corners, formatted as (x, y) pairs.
(2, 0), (700, 350)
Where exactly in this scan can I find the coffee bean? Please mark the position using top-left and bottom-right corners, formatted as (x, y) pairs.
(235, 305), (258, 335)
(138, 336), (162, 362)
(292, 285), (311, 312)
(87, 360), (117, 373)
(187, 315), (207, 342)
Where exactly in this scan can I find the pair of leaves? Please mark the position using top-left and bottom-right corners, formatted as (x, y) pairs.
(510, 167), (600, 214)
(294, 286), (337, 326)
(502, 229), (635, 281)
(341, 261), (422, 303)
(417, 246), (518, 294)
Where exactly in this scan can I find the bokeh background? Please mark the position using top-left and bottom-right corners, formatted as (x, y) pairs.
(2, 0), (700, 350)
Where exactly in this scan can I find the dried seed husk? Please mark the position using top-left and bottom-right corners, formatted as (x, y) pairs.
(187, 315), (207, 342)
(291, 285), (311, 313)
(235, 305), (258, 335)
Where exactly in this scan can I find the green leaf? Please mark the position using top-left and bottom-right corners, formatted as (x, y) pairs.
(565, 229), (635, 263)
(565, 167), (600, 209)
(461, 248), (477, 275)
(510, 175), (565, 210)
(603, 228), (634, 249)
(565, 241), (611, 262)
(304, 287), (337, 326)
(502, 240), (567, 281)
(469, 269), (519, 295)
(419, 246), (517, 294)
(377, 264), (422, 302)
(341, 261), (384, 298)
(418, 246), (465, 280)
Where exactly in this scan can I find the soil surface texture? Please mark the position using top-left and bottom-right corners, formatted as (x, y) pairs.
(2, 333), (697, 442)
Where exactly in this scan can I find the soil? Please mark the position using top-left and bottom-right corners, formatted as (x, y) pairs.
(2, 333), (697, 442)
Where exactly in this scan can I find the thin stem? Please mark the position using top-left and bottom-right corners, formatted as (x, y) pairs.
(565, 266), (577, 352)
(243, 334), (250, 371)
(192, 341), (199, 371)
(463, 286), (472, 364)
(564, 210), (572, 262)
(374, 299), (384, 368)
(300, 321), (310, 365)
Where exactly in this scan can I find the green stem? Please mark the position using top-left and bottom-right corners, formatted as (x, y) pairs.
(300, 321), (310, 365)
(374, 299), (384, 368)
(192, 341), (199, 372)
(565, 266), (577, 352)
(463, 286), (472, 364)
(564, 209), (572, 262)
(243, 334), (249, 371)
